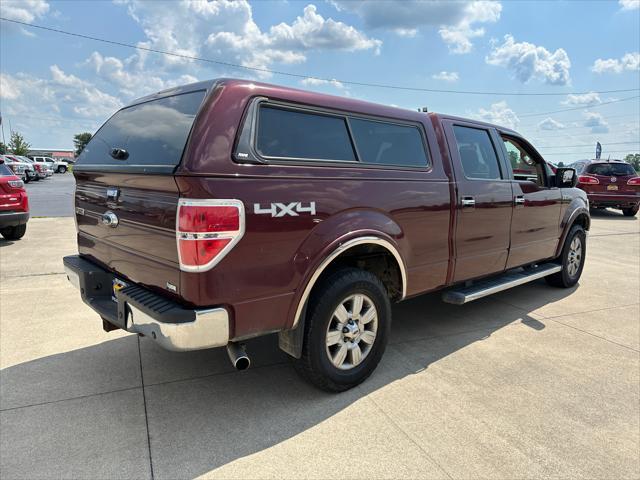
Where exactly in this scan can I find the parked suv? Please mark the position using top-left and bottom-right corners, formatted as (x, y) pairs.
(64, 79), (589, 391)
(576, 160), (640, 216)
(0, 160), (29, 240)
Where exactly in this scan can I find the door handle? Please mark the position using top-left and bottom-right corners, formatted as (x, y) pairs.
(514, 196), (525, 208)
(461, 196), (476, 210)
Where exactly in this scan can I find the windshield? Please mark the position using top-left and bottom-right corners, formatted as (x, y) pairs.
(587, 163), (637, 176)
(77, 90), (206, 168)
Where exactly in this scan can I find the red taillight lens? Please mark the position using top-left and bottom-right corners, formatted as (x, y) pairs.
(178, 205), (240, 232)
(176, 199), (244, 272)
(627, 177), (640, 185)
(578, 175), (599, 185)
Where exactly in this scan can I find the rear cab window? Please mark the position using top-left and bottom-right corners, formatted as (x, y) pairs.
(0, 163), (14, 176)
(76, 90), (206, 170)
(246, 102), (430, 169)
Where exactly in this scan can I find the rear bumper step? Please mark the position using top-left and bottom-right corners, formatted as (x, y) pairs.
(442, 263), (562, 305)
(63, 255), (229, 351)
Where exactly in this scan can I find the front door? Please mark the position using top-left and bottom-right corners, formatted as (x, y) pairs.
(498, 134), (562, 268)
(444, 121), (514, 282)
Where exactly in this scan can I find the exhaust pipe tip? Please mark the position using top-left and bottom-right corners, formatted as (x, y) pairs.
(227, 342), (251, 371)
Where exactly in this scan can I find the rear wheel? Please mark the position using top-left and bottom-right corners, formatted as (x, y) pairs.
(545, 225), (586, 288)
(622, 206), (639, 217)
(0, 224), (27, 240)
(57, 166), (67, 173)
(293, 267), (391, 392)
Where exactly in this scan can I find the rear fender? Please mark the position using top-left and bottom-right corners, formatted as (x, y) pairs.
(278, 209), (407, 358)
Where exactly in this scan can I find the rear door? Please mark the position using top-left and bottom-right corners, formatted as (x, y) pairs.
(73, 89), (207, 299)
(443, 120), (514, 282)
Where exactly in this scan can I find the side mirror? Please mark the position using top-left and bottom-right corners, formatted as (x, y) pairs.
(555, 167), (578, 188)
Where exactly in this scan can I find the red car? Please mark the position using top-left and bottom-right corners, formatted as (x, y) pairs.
(0, 160), (29, 240)
(575, 160), (640, 216)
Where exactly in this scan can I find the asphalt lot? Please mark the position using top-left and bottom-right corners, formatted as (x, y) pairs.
(1, 210), (639, 479)
(24, 173), (75, 217)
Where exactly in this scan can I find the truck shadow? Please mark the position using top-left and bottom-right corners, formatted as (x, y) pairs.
(1, 281), (571, 479)
(589, 208), (637, 220)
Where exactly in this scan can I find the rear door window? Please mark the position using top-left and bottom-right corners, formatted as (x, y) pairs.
(453, 126), (502, 180)
(587, 163), (636, 176)
(77, 90), (206, 168)
(256, 106), (356, 161)
(349, 118), (428, 167)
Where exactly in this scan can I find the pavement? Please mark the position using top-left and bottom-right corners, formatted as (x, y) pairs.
(24, 174), (75, 217)
(1, 210), (639, 479)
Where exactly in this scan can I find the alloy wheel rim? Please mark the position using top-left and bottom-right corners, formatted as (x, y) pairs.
(325, 293), (378, 370)
(567, 236), (582, 277)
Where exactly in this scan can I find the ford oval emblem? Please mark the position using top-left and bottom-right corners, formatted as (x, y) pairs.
(611, 177), (617, 183)
(101, 211), (119, 228)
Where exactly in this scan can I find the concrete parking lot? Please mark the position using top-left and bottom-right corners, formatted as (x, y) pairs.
(1, 207), (639, 478)
(24, 174), (75, 217)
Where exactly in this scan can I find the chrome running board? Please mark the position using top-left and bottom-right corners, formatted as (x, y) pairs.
(442, 263), (562, 305)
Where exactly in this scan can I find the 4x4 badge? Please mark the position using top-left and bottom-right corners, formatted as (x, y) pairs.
(254, 202), (316, 217)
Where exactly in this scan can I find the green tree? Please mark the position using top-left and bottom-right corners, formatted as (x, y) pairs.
(557, 161), (565, 167)
(508, 150), (518, 169)
(8, 131), (30, 156)
(73, 132), (92, 156)
(624, 153), (640, 172)
(0, 142), (6, 155)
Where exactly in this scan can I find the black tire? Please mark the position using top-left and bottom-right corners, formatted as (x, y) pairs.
(0, 224), (27, 240)
(622, 206), (638, 217)
(293, 267), (391, 392)
(545, 225), (586, 288)
(57, 166), (67, 173)
(23, 175), (30, 184)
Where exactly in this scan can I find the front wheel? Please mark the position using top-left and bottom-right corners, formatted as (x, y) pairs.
(57, 166), (67, 173)
(622, 206), (639, 217)
(545, 225), (586, 288)
(293, 267), (391, 392)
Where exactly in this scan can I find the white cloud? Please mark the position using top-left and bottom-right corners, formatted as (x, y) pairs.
(438, 1), (502, 54)
(583, 112), (609, 133)
(619, 0), (640, 10)
(591, 52), (640, 73)
(474, 101), (520, 129)
(538, 117), (566, 130)
(1, 0), (49, 23)
(561, 92), (601, 106)
(117, 0), (381, 76)
(0, 73), (21, 100)
(333, 1), (501, 54)
(431, 71), (459, 82)
(300, 78), (345, 89)
(486, 35), (571, 85)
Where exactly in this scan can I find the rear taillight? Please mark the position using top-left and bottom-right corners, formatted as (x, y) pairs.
(8, 179), (24, 189)
(627, 177), (640, 185)
(176, 199), (245, 272)
(578, 175), (599, 185)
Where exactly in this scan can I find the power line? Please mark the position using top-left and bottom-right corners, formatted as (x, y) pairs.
(518, 95), (640, 118)
(542, 149), (637, 155)
(2, 16), (639, 98)
(537, 141), (640, 149)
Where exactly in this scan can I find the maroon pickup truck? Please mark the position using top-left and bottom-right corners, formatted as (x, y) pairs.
(64, 78), (589, 392)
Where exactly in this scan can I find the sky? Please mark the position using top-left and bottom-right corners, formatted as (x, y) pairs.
(0, 0), (639, 163)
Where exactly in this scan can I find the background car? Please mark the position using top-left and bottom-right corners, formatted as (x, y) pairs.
(576, 159), (640, 216)
(0, 155), (27, 182)
(2, 155), (36, 183)
(0, 159), (29, 240)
